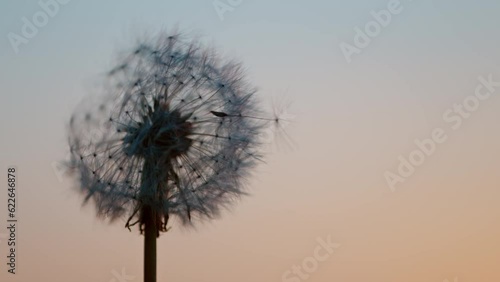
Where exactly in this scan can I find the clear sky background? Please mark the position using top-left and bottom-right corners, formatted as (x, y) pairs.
(2, 0), (500, 281)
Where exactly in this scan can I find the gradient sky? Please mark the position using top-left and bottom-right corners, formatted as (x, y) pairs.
(2, 1), (500, 281)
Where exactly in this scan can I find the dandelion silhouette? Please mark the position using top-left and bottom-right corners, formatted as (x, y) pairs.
(67, 31), (283, 282)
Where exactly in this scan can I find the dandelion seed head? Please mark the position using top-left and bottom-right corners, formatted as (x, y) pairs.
(67, 30), (278, 234)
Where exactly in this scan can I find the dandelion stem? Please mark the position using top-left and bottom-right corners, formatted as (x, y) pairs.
(143, 205), (157, 282)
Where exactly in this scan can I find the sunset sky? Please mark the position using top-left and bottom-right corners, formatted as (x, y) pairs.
(2, 1), (500, 281)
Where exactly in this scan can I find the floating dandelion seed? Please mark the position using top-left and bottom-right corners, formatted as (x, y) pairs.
(67, 31), (283, 282)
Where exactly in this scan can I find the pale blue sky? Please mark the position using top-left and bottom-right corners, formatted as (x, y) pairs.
(2, 0), (500, 162)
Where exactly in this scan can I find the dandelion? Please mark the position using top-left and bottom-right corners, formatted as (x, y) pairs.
(67, 31), (284, 282)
